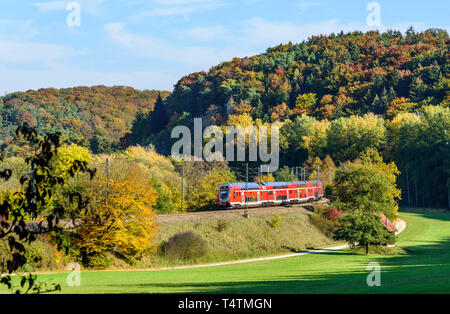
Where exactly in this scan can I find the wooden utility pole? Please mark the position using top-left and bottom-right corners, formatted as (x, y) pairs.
(105, 157), (110, 205)
(181, 163), (185, 212)
(244, 163), (249, 218)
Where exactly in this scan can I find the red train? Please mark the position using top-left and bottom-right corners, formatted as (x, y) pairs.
(218, 180), (323, 209)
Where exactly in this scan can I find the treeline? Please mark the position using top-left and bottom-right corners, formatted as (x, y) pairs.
(0, 143), (236, 268)
(121, 28), (449, 208)
(1, 29), (449, 209)
(279, 105), (449, 208)
(121, 104), (450, 209)
(123, 28), (449, 153)
(0, 86), (170, 154)
(153, 28), (447, 129)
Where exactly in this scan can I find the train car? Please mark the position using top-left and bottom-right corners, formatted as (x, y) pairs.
(218, 180), (323, 209)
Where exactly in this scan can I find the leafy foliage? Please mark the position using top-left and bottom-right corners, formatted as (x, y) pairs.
(334, 209), (394, 254)
(160, 231), (208, 261)
(0, 124), (94, 293)
(0, 86), (169, 154)
(75, 163), (159, 268)
(310, 204), (338, 237)
(333, 149), (400, 220)
(156, 28), (448, 133)
(184, 163), (236, 211)
(269, 214), (282, 228)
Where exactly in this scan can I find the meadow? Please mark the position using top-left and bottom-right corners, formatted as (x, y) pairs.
(2, 210), (448, 294)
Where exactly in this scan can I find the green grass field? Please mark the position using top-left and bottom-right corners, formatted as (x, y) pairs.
(2, 210), (450, 294)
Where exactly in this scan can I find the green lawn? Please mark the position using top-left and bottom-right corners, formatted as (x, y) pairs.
(3, 210), (450, 294)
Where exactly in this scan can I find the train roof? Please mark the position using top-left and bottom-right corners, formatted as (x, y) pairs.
(221, 180), (322, 190)
(226, 182), (260, 189)
(262, 180), (321, 185)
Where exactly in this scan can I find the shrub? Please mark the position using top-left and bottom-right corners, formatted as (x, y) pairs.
(314, 204), (329, 216)
(160, 232), (208, 261)
(324, 184), (334, 195)
(0, 235), (61, 272)
(326, 207), (343, 221)
(310, 204), (337, 237)
(215, 219), (229, 232)
(269, 214), (283, 228)
(81, 253), (111, 269)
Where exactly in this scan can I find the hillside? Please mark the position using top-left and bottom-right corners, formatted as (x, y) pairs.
(163, 28), (448, 126)
(0, 86), (170, 153)
(119, 29), (449, 210)
(0, 29), (448, 209)
(1, 29), (448, 154)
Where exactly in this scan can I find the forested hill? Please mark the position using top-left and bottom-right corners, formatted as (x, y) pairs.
(163, 28), (448, 125)
(0, 86), (170, 153)
(1, 29), (449, 155)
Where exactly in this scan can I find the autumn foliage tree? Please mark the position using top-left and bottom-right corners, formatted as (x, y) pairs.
(76, 162), (158, 268)
(0, 124), (94, 293)
(184, 163), (236, 212)
(333, 149), (400, 221)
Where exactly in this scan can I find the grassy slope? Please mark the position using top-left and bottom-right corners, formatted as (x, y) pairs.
(2, 210), (450, 294)
(143, 212), (339, 267)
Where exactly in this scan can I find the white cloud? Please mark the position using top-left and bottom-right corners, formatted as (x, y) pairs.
(295, 1), (322, 13)
(33, 0), (107, 15)
(0, 37), (82, 67)
(104, 22), (248, 69)
(182, 25), (229, 41)
(33, 1), (67, 12)
(240, 17), (361, 47)
(132, 0), (226, 20)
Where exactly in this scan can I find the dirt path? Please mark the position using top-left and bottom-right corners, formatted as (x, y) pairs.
(157, 198), (329, 224)
(395, 218), (407, 235)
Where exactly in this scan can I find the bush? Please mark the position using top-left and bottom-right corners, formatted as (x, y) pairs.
(160, 232), (208, 261)
(81, 253), (111, 269)
(324, 184), (334, 195)
(215, 219), (229, 232)
(310, 204), (337, 237)
(326, 207), (343, 221)
(0, 235), (61, 272)
(269, 214), (283, 228)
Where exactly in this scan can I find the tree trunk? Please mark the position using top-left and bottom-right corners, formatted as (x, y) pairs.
(365, 243), (369, 255)
(406, 168), (411, 205)
(415, 178), (418, 207)
(448, 178), (450, 210)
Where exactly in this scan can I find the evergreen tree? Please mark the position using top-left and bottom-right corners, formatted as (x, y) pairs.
(371, 94), (383, 114)
(409, 77), (426, 102)
(251, 98), (265, 120)
(150, 94), (169, 135)
(127, 109), (146, 145)
(387, 87), (397, 103)
(349, 42), (360, 61)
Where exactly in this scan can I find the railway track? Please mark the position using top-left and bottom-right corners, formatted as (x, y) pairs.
(20, 198), (329, 230)
(157, 198), (330, 224)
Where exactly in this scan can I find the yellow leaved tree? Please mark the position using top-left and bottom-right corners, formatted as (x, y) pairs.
(77, 162), (158, 267)
(185, 166), (236, 211)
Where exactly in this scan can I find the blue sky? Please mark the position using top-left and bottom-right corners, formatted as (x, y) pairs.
(0, 0), (448, 94)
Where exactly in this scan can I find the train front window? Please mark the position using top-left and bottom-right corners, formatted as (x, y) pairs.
(219, 187), (229, 201)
